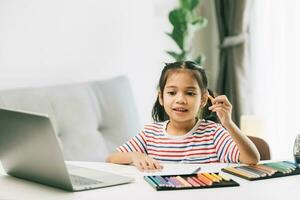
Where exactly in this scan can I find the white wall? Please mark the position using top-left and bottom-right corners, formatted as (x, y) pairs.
(0, 0), (179, 126)
(250, 0), (300, 160)
(5, 0), (293, 162)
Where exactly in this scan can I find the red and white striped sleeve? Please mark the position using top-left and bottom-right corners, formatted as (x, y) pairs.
(213, 125), (240, 163)
(116, 131), (147, 154)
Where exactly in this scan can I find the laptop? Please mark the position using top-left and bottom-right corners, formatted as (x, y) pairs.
(0, 108), (134, 191)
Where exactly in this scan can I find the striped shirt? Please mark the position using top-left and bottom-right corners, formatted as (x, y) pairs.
(117, 119), (240, 164)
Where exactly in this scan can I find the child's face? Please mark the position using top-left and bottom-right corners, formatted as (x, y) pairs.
(159, 70), (206, 124)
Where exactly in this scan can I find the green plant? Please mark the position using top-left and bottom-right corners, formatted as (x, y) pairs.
(166, 0), (207, 65)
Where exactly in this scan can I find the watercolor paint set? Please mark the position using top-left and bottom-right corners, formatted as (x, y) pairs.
(144, 172), (239, 191)
(222, 161), (300, 181)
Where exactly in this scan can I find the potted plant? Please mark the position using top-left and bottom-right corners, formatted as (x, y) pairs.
(166, 0), (207, 65)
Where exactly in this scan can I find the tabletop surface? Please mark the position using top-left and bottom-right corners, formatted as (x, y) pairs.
(0, 161), (299, 200)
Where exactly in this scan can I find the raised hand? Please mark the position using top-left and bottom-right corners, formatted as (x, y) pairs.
(208, 95), (233, 127)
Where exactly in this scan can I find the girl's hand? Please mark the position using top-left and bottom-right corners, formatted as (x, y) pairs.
(129, 152), (163, 172)
(208, 95), (233, 127)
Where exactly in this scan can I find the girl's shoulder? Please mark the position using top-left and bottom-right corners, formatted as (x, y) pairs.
(196, 119), (223, 132)
(142, 121), (166, 133)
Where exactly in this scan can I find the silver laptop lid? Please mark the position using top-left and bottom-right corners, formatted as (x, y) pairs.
(0, 108), (73, 190)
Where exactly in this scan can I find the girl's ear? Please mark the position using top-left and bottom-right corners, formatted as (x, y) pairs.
(158, 91), (163, 106)
(200, 90), (208, 108)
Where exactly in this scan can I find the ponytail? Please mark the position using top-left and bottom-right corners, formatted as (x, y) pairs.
(152, 97), (168, 122)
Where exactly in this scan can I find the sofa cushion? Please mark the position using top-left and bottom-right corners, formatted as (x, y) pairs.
(0, 76), (140, 161)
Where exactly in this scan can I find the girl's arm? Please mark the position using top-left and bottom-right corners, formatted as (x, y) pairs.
(223, 121), (260, 164)
(106, 152), (163, 171)
(106, 152), (135, 164)
(209, 95), (260, 164)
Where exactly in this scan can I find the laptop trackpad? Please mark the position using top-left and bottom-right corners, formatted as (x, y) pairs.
(67, 165), (125, 182)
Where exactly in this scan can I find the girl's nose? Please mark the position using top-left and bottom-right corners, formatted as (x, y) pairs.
(176, 94), (187, 104)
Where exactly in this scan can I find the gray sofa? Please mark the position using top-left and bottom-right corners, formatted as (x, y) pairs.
(0, 76), (141, 161)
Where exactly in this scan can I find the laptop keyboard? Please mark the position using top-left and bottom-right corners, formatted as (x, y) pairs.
(70, 174), (102, 186)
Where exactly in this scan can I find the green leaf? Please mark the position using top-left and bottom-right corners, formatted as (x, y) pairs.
(166, 28), (186, 50)
(166, 51), (187, 61)
(166, 51), (181, 61)
(180, 0), (190, 10)
(191, 16), (208, 28)
(166, 0), (206, 64)
(187, 20), (207, 34)
(168, 8), (191, 50)
(194, 54), (206, 65)
(180, 0), (199, 11)
(178, 52), (187, 61)
(168, 9), (187, 28)
(190, 0), (200, 10)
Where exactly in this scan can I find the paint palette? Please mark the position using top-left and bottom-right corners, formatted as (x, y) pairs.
(144, 172), (239, 191)
(222, 161), (300, 181)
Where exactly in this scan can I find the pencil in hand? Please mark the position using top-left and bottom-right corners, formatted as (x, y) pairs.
(208, 94), (215, 103)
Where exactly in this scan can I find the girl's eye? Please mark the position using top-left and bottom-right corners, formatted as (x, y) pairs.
(187, 91), (196, 96)
(167, 91), (176, 95)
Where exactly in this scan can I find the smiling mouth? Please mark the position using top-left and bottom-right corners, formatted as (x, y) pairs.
(173, 108), (188, 112)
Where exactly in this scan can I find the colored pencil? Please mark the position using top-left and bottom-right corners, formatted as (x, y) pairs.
(169, 176), (184, 188)
(264, 163), (289, 173)
(208, 94), (215, 102)
(164, 177), (176, 188)
(144, 176), (158, 188)
(234, 167), (260, 178)
(272, 162), (293, 172)
(237, 166), (267, 177)
(275, 162), (295, 171)
(150, 176), (164, 187)
(210, 173), (223, 181)
(191, 176), (206, 186)
(186, 177), (201, 187)
(283, 161), (299, 168)
(155, 176), (170, 187)
(192, 166), (202, 174)
(248, 165), (272, 176)
(202, 173), (220, 182)
(175, 176), (192, 187)
(197, 174), (213, 186)
(224, 167), (255, 179)
(218, 173), (231, 181)
(281, 161), (297, 169)
(253, 164), (277, 175)
(167, 177), (181, 188)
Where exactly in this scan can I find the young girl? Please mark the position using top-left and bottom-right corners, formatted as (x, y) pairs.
(106, 61), (260, 171)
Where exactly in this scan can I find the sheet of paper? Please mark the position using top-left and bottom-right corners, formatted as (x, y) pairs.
(100, 163), (203, 176)
(67, 161), (233, 178)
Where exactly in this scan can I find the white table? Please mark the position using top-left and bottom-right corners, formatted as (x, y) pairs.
(0, 161), (299, 200)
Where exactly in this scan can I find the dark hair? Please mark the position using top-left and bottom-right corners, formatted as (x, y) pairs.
(151, 61), (218, 123)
